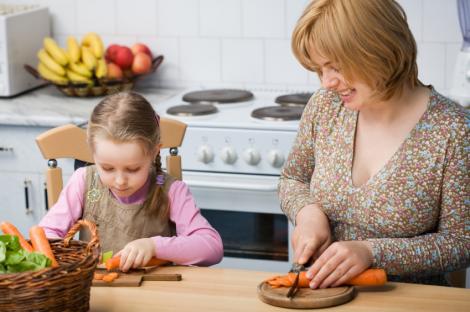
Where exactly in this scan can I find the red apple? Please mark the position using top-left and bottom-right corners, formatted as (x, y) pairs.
(106, 62), (123, 79)
(132, 52), (152, 75)
(131, 43), (152, 58)
(113, 46), (134, 70)
(105, 44), (121, 63)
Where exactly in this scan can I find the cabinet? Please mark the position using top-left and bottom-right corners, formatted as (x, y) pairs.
(0, 125), (74, 234)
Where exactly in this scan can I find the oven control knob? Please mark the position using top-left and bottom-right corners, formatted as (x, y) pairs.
(243, 148), (261, 166)
(197, 145), (214, 164)
(220, 146), (238, 164)
(267, 150), (285, 168)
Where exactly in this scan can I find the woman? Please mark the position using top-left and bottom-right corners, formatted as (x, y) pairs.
(279, 0), (469, 287)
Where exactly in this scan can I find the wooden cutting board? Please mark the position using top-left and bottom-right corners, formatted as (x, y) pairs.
(92, 268), (183, 287)
(257, 281), (355, 309)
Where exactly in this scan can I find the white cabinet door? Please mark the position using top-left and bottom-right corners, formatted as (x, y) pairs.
(0, 172), (44, 235)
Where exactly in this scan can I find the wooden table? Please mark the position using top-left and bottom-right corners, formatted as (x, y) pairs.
(90, 266), (470, 311)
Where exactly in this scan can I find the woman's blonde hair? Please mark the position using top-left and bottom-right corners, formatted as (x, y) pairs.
(292, 0), (420, 101)
(87, 91), (169, 220)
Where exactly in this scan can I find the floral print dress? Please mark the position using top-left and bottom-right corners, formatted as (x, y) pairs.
(279, 87), (469, 285)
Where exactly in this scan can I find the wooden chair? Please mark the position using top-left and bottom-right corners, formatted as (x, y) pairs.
(36, 118), (187, 207)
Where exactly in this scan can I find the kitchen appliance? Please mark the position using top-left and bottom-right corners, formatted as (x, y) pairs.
(450, 0), (470, 107)
(155, 88), (312, 272)
(0, 5), (50, 97)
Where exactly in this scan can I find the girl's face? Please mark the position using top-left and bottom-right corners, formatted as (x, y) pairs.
(311, 51), (373, 111)
(93, 137), (158, 198)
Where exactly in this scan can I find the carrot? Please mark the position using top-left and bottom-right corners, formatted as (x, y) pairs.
(29, 225), (59, 267)
(1, 221), (34, 252)
(105, 256), (169, 271)
(266, 269), (387, 288)
(94, 272), (105, 280)
(346, 268), (387, 286)
(102, 272), (119, 283)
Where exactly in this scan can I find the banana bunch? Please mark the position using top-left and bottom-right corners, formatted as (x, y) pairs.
(36, 33), (107, 86)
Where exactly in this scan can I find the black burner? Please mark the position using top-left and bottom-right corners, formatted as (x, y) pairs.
(182, 89), (254, 104)
(275, 93), (313, 106)
(167, 104), (219, 117)
(251, 106), (304, 121)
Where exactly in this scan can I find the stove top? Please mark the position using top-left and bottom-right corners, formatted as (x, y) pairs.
(154, 88), (310, 131)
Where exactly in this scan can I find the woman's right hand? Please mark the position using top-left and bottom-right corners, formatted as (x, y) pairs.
(292, 204), (332, 265)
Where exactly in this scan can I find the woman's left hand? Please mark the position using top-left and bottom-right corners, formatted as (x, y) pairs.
(307, 241), (374, 289)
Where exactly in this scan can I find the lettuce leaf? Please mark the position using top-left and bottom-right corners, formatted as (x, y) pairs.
(0, 234), (52, 273)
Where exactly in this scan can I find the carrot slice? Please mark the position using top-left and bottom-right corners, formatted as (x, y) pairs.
(1, 221), (34, 252)
(29, 225), (59, 267)
(102, 272), (119, 283)
(94, 272), (105, 280)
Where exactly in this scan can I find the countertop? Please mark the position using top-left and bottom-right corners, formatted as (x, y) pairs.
(90, 266), (470, 312)
(0, 85), (180, 127)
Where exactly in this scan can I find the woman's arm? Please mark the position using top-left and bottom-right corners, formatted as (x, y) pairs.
(278, 92), (319, 224)
(38, 167), (86, 238)
(151, 181), (224, 266)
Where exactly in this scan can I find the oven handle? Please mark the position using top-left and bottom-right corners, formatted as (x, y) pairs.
(185, 180), (278, 192)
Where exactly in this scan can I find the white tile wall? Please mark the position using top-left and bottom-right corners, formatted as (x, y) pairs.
(5, 0), (462, 94)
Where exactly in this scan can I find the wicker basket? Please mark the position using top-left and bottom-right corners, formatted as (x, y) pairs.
(24, 55), (164, 97)
(0, 220), (100, 312)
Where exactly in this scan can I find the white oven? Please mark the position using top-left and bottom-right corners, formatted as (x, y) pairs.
(156, 88), (311, 272)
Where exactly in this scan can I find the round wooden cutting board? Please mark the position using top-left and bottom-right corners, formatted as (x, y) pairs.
(257, 281), (355, 309)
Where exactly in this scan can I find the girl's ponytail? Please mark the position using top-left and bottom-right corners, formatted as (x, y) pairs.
(144, 153), (170, 220)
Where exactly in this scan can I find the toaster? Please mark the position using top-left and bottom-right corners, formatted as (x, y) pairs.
(0, 5), (50, 97)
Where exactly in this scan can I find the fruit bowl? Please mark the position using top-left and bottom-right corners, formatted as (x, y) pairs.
(24, 55), (163, 97)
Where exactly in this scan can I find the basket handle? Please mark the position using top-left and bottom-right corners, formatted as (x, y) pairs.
(63, 219), (99, 253)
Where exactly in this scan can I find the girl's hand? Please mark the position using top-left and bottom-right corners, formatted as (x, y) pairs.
(117, 238), (155, 272)
(307, 241), (373, 289)
(293, 204), (332, 265)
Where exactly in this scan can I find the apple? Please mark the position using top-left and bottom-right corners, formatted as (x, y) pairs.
(113, 46), (134, 70)
(106, 62), (123, 79)
(131, 43), (152, 58)
(105, 44), (121, 63)
(132, 52), (152, 75)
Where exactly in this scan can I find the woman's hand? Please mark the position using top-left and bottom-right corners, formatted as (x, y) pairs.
(292, 204), (332, 265)
(117, 238), (155, 272)
(307, 240), (373, 289)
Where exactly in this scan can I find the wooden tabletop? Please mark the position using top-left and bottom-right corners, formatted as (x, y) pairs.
(90, 266), (470, 312)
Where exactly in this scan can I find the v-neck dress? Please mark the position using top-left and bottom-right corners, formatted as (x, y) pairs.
(279, 87), (469, 285)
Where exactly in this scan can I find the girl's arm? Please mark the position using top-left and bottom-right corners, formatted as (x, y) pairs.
(38, 167), (86, 238)
(151, 181), (223, 266)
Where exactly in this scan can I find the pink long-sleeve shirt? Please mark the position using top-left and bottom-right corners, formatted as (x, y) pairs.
(39, 167), (223, 266)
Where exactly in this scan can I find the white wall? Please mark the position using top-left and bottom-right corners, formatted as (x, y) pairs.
(6, 0), (461, 94)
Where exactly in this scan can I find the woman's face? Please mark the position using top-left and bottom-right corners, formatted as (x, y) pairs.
(93, 137), (157, 198)
(311, 51), (372, 111)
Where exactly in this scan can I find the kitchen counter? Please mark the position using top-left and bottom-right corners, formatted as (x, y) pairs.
(90, 266), (470, 312)
(0, 85), (180, 127)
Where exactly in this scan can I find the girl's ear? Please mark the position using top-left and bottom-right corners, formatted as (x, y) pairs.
(154, 143), (162, 157)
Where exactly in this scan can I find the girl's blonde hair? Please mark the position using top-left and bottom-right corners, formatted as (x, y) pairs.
(292, 0), (420, 101)
(87, 91), (169, 220)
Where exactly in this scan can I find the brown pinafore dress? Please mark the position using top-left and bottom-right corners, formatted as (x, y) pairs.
(80, 165), (176, 254)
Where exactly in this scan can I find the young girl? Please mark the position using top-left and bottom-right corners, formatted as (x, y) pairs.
(39, 92), (223, 272)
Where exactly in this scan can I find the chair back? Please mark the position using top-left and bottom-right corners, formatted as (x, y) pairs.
(36, 118), (187, 207)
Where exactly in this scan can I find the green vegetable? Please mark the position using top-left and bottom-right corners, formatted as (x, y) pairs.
(0, 234), (52, 273)
(101, 250), (113, 264)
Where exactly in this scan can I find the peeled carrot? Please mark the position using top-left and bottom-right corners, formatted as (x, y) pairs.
(266, 268), (387, 288)
(105, 256), (169, 271)
(1, 221), (34, 252)
(29, 225), (59, 268)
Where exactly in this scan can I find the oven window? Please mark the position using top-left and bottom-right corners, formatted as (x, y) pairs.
(201, 209), (288, 261)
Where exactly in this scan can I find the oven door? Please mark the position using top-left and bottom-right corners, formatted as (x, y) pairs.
(183, 171), (292, 273)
